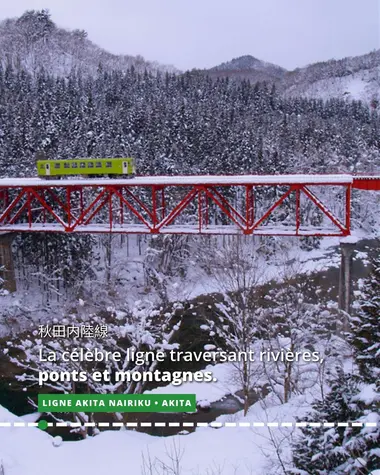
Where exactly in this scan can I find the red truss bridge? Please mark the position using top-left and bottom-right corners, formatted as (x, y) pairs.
(0, 174), (379, 236)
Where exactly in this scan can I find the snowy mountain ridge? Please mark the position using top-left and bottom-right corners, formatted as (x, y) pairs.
(1, 9), (379, 104)
(284, 66), (380, 104)
(0, 9), (178, 77)
(205, 54), (286, 84)
(206, 50), (380, 104)
(282, 49), (380, 103)
(210, 54), (286, 76)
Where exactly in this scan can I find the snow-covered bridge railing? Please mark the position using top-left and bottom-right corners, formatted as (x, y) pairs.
(0, 174), (355, 236)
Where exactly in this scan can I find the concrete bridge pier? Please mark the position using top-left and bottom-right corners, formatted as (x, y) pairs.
(338, 237), (358, 328)
(0, 233), (16, 292)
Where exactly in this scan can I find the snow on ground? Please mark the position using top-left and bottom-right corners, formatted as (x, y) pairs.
(0, 353), (340, 475)
(285, 66), (380, 103)
(0, 228), (376, 337)
(343, 77), (367, 101)
(20, 412), (41, 423)
(0, 405), (52, 473)
(180, 229), (372, 302)
(0, 415), (259, 475)
(0, 235), (376, 473)
(0, 393), (312, 475)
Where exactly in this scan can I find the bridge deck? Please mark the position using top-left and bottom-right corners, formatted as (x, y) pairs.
(0, 222), (343, 236)
(352, 176), (380, 190)
(0, 174), (378, 236)
(0, 174), (354, 187)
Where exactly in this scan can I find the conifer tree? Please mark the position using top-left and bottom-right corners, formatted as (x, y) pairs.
(291, 255), (380, 474)
(349, 254), (380, 383)
(292, 368), (362, 474)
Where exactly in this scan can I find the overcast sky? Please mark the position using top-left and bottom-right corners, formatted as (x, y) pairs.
(0, 0), (379, 71)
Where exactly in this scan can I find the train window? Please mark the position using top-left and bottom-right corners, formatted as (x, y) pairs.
(106, 162), (112, 168)
(54, 163), (61, 169)
(64, 163), (70, 169)
(87, 162), (94, 168)
(80, 162), (86, 168)
(39, 164), (44, 169)
(123, 162), (127, 167)
(72, 163), (78, 168)
(95, 162), (102, 168)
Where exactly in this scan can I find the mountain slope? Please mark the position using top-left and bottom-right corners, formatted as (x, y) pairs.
(282, 50), (380, 103)
(205, 54), (286, 83)
(206, 50), (380, 104)
(0, 9), (178, 76)
(1, 10), (379, 104)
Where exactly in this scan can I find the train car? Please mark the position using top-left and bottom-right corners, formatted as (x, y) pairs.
(37, 157), (136, 179)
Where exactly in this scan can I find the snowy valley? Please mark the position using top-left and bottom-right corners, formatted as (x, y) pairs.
(0, 9), (379, 475)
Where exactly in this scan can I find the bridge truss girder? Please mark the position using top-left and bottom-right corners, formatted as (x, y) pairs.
(0, 178), (352, 236)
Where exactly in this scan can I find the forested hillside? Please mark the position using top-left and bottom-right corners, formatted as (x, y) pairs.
(283, 50), (380, 103)
(1, 63), (380, 179)
(0, 9), (177, 77)
(205, 55), (287, 83)
(1, 55), (380, 316)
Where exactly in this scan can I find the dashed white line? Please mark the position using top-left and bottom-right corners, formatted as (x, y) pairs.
(0, 421), (377, 429)
(295, 422), (307, 428)
(309, 423), (321, 428)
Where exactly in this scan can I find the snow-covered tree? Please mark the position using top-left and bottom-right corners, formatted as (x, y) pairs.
(258, 283), (341, 404)
(4, 300), (185, 432)
(349, 254), (380, 383)
(292, 369), (362, 474)
(212, 290), (262, 415)
(198, 236), (264, 415)
(291, 255), (380, 474)
(292, 369), (379, 474)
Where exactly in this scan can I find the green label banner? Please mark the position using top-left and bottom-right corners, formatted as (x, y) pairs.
(38, 394), (197, 413)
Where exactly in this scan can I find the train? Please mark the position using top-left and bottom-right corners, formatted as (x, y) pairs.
(36, 157), (136, 179)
